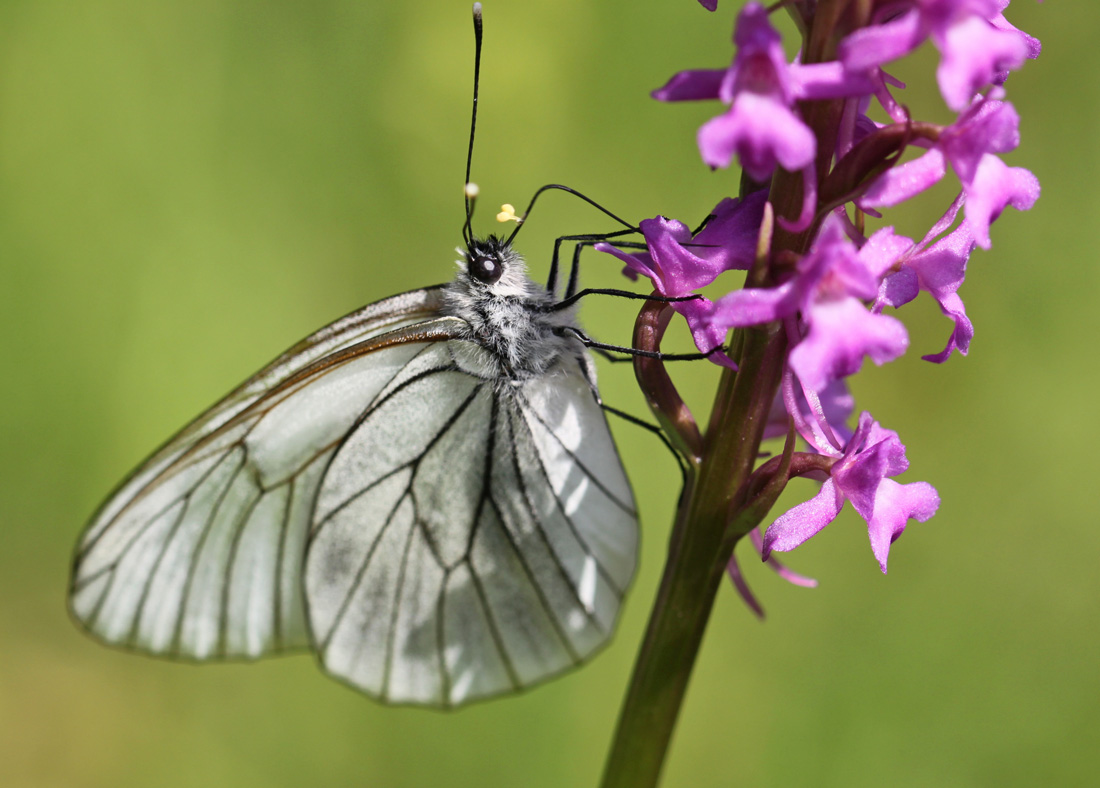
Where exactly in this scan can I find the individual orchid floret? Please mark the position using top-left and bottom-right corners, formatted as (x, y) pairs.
(701, 3), (813, 176)
(654, 3), (874, 177)
(838, 0), (1039, 111)
(654, 3), (876, 231)
(709, 216), (909, 391)
(596, 192), (765, 364)
(762, 412), (940, 573)
(607, 193), (766, 292)
(859, 98), (1039, 249)
(864, 202), (978, 362)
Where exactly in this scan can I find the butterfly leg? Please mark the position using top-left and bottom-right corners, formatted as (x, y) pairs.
(545, 229), (639, 297)
(545, 286), (701, 314)
(601, 404), (689, 485)
(554, 326), (724, 362)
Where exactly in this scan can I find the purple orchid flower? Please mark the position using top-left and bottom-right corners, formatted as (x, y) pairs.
(687, 3), (813, 177)
(596, 192), (765, 365)
(865, 199), (978, 362)
(475, 3), (1050, 774)
(838, 0), (1038, 111)
(859, 98), (1040, 249)
(608, 0), (1038, 637)
(762, 412), (940, 573)
(709, 215), (909, 391)
(654, 3), (874, 178)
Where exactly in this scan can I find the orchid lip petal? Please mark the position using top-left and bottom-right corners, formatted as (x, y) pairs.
(867, 480), (940, 572)
(790, 300), (909, 393)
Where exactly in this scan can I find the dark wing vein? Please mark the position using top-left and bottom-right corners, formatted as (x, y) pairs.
(316, 480), (410, 652)
(93, 497), (189, 633)
(445, 393), (521, 697)
(164, 458), (250, 653)
(462, 556), (522, 693)
(314, 365), (477, 532)
(511, 406), (626, 600)
(316, 381), (485, 650)
(92, 450), (242, 633)
(486, 495), (581, 664)
(380, 514), (423, 701)
(272, 478), (296, 644)
(75, 448), (238, 590)
(435, 565), (453, 704)
(502, 402), (609, 634)
(517, 389), (636, 516)
(215, 470), (268, 657)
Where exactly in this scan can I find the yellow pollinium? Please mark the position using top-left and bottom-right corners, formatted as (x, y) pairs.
(496, 203), (522, 224)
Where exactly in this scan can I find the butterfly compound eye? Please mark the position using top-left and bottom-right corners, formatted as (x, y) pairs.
(468, 253), (503, 284)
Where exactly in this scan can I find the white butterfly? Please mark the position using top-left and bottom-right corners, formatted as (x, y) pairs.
(68, 231), (639, 708)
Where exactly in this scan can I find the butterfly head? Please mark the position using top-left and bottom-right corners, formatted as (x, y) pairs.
(457, 234), (540, 300)
(464, 235), (510, 285)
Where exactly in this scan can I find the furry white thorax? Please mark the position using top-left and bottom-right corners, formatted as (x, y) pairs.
(440, 237), (585, 380)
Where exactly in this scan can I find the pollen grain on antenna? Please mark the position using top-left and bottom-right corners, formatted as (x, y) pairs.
(465, 182), (480, 199)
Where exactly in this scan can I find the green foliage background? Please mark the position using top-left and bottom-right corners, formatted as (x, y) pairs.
(2, 2), (1090, 786)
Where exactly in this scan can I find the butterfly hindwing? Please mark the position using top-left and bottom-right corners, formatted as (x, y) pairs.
(306, 342), (638, 707)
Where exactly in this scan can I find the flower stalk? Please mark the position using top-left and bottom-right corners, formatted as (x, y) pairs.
(600, 313), (787, 788)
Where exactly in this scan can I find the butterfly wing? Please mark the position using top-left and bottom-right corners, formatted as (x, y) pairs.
(69, 287), (454, 659)
(71, 285), (639, 708)
(306, 343), (638, 707)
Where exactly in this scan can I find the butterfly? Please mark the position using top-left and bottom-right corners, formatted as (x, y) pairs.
(68, 4), (639, 709)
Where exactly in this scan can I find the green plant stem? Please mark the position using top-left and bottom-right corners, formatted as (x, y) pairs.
(599, 321), (787, 788)
(600, 16), (845, 781)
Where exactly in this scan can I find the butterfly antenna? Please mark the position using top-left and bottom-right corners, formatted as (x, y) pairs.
(462, 3), (485, 246)
(505, 183), (638, 246)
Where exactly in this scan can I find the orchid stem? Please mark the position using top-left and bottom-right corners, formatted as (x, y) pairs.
(599, 321), (787, 788)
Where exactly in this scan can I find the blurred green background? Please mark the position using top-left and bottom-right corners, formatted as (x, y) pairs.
(1, 1), (1090, 786)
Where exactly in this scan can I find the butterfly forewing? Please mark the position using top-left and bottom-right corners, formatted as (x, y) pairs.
(69, 289), (453, 660)
(78, 287), (447, 550)
(306, 341), (637, 707)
